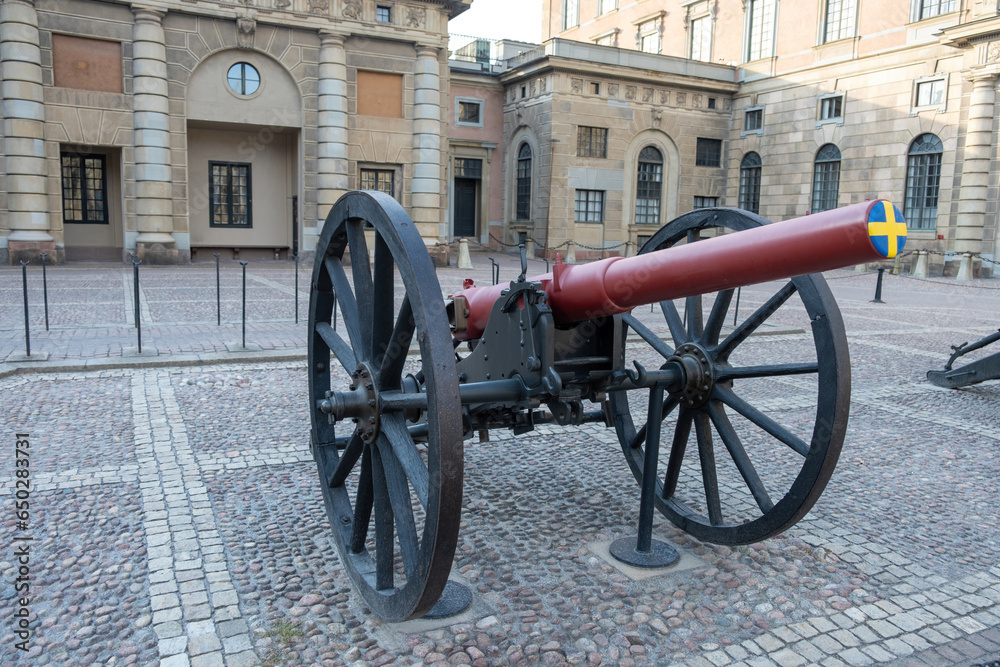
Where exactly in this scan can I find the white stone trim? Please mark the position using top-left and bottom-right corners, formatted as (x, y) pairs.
(910, 73), (950, 115)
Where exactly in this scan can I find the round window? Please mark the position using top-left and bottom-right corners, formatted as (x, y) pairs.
(226, 62), (260, 96)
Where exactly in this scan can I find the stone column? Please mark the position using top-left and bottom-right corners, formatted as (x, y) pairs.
(953, 71), (997, 277)
(314, 30), (349, 248)
(1, 0), (54, 263)
(411, 45), (443, 242)
(131, 6), (178, 263)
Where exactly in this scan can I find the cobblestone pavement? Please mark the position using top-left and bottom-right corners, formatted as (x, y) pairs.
(1, 253), (999, 666)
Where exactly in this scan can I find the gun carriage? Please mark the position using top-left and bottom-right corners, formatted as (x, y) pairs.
(308, 191), (907, 621)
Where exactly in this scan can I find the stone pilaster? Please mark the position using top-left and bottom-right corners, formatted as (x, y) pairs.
(1, 0), (56, 264)
(953, 71), (997, 272)
(411, 45), (443, 242)
(131, 6), (179, 263)
(313, 30), (349, 249)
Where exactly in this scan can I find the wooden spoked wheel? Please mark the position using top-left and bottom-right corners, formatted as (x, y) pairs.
(609, 208), (851, 545)
(308, 191), (463, 621)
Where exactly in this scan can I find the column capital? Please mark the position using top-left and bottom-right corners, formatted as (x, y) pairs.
(966, 67), (1000, 84)
(131, 5), (165, 22)
(415, 44), (440, 59)
(319, 29), (347, 47)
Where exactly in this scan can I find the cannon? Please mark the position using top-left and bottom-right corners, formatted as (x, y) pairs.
(308, 191), (907, 621)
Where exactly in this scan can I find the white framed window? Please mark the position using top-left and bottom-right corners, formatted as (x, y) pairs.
(599, 0), (617, 15)
(746, 0), (776, 62)
(455, 97), (484, 128)
(823, 0), (857, 43)
(912, 0), (956, 21)
(913, 77), (947, 111)
(690, 15), (712, 62)
(563, 0), (579, 29)
(743, 106), (764, 135)
(638, 19), (660, 54)
(817, 93), (845, 127)
(593, 31), (618, 47)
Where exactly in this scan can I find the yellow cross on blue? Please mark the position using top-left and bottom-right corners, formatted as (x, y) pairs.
(867, 201), (907, 258)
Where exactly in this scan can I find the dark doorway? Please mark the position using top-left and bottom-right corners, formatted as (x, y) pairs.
(454, 178), (477, 238)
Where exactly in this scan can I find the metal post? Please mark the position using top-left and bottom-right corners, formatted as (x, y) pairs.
(872, 267), (885, 304)
(214, 253), (221, 326)
(733, 287), (742, 326)
(294, 253), (299, 325)
(240, 261), (248, 348)
(20, 261), (30, 357)
(544, 257), (550, 273)
(39, 253), (49, 331)
(133, 258), (142, 353)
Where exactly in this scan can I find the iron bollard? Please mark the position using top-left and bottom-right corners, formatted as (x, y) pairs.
(871, 267), (885, 304)
(39, 252), (49, 331)
(544, 257), (550, 273)
(240, 261), (249, 348)
(20, 260), (30, 357)
(294, 253), (299, 325)
(132, 257), (143, 353)
(733, 287), (742, 326)
(214, 253), (221, 326)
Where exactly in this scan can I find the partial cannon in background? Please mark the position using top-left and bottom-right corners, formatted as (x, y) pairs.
(307, 191), (907, 621)
(927, 329), (1000, 388)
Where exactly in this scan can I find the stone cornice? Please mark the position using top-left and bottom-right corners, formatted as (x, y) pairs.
(938, 15), (1000, 48)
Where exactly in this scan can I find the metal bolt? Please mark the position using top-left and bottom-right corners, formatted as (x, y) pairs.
(349, 384), (356, 391)
(316, 362), (326, 372)
(369, 416), (376, 424)
(340, 516), (351, 525)
(368, 399), (376, 407)
(486, 372), (491, 379)
(365, 382), (373, 390)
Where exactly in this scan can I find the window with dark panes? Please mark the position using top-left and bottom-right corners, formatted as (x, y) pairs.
(454, 158), (482, 179)
(635, 146), (663, 224)
(361, 168), (394, 196)
(917, 0), (955, 20)
(820, 96), (843, 120)
(739, 152), (762, 214)
(577, 126), (608, 158)
(210, 162), (251, 227)
(904, 134), (943, 230)
(745, 108), (763, 131)
(693, 196), (718, 209)
(516, 144), (532, 221)
(61, 153), (108, 224)
(458, 101), (481, 124)
(811, 144), (841, 213)
(696, 138), (722, 167)
(376, 5), (392, 22)
(574, 189), (605, 223)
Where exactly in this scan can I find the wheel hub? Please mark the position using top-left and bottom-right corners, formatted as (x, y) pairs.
(666, 343), (714, 408)
(318, 362), (381, 444)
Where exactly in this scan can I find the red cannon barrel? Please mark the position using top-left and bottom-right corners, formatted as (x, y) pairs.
(452, 200), (906, 341)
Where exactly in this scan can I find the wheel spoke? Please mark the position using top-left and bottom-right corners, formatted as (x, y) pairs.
(381, 413), (429, 509)
(707, 401), (774, 513)
(349, 445), (374, 554)
(346, 219), (374, 360)
(659, 300), (688, 346)
(324, 256), (364, 356)
(716, 362), (819, 381)
(701, 289), (734, 347)
(685, 294), (703, 340)
(623, 313), (674, 359)
(379, 297), (415, 391)
(628, 394), (680, 449)
(715, 385), (810, 457)
(375, 435), (420, 577)
(316, 322), (359, 375)
(716, 281), (798, 360)
(663, 407), (692, 499)
(328, 431), (364, 488)
(695, 410), (723, 525)
(370, 445), (395, 591)
(372, 233), (395, 368)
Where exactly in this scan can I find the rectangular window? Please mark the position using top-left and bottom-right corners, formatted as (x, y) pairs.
(61, 153), (109, 224)
(824, 0), (857, 43)
(635, 161), (662, 224)
(594, 32), (616, 46)
(599, 0), (617, 14)
(820, 95), (843, 120)
(639, 20), (660, 54)
(917, 0), (956, 20)
(746, 0), (776, 61)
(210, 162), (251, 227)
(905, 152), (941, 230)
(693, 196), (719, 209)
(577, 126), (608, 158)
(916, 79), (946, 107)
(695, 138), (722, 167)
(454, 158), (482, 179)
(457, 100), (481, 125)
(376, 5), (392, 22)
(563, 0), (579, 29)
(690, 16), (712, 62)
(590, 82), (600, 95)
(361, 168), (394, 196)
(574, 190), (605, 223)
(812, 162), (841, 213)
(745, 108), (763, 131)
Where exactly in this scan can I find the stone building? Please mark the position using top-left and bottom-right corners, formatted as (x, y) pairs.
(0, 0), (469, 264)
(522, 0), (1000, 275)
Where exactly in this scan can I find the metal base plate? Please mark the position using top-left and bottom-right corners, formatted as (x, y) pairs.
(422, 581), (473, 619)
(609, 537), (680, 569)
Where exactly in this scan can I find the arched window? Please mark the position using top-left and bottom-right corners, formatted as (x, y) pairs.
(905, 133), (943, 230)
(516, 144), (532, 221)
(811, 144), (841, 213)
(739, 152), (761, 214)
(635, 146), (663, 224)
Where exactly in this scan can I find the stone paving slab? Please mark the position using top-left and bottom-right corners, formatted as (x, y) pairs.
(1, 254), (999, 665)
